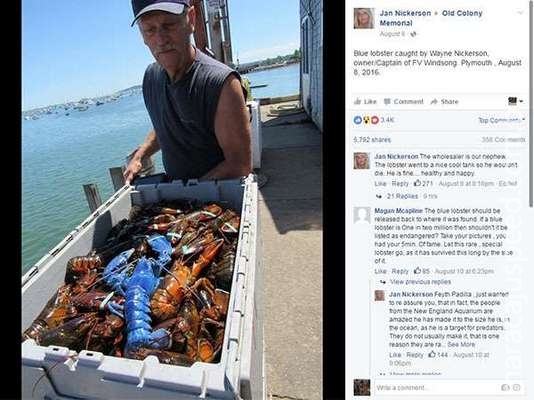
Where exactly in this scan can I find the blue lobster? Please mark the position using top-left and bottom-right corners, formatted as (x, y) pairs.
(103, 235), (173, 354)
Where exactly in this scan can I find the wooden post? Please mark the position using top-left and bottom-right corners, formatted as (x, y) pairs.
(192, 0), (209, 51)
(109, 166), (125, 192)
(206, 0), (224, 62)
(83, 183), (102, 213)
(220, 0), (233, 65)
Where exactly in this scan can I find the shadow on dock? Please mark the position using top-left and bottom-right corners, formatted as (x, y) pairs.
(257, 100), (323, 400)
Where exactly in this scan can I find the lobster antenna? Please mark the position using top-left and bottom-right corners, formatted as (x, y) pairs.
(31, 350), (79, 398)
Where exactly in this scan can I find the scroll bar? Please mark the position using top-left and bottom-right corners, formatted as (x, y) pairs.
(530, 0), (533, 207)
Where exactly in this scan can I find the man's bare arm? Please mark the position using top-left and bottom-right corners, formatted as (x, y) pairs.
(201, 75), (252, 180)
(123, 129), (161, 184)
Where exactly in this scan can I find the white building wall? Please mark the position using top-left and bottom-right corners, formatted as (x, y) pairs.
(300, 0), (323, 132)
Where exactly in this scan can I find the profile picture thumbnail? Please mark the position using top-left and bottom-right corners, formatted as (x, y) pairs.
(354, 152), (370, 169)
(354, 379), (371, 396)
(354, 8), (374, 29)
(374, 290), (385, 302)
(354, 206), (371, 224)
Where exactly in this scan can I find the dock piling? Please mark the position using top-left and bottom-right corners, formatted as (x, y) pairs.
(109, 167), (126, 192)
(83, 183), (103, 213)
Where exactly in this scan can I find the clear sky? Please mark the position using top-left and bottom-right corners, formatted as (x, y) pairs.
(22, 0), (300, 111)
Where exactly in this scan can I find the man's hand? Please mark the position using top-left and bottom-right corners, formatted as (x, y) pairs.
(123, 155), (143, 185)
(123, 130), (161, 185)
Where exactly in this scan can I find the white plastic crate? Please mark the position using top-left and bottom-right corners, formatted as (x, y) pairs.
(22, 175), (264, 400)
(247, 100), (262, 169)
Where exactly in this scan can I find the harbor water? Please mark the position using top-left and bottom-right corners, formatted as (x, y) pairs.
(243, 63), (299, 99)
(21, 63), (299, 274)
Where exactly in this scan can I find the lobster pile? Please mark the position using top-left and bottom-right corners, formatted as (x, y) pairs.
(22, 200), (240, 366)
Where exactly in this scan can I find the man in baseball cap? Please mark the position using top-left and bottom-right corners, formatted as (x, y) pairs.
(131, 0), (191, 26)
(124, 0), (252, 184)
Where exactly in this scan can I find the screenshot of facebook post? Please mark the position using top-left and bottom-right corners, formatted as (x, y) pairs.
(345, 0), (533, 398)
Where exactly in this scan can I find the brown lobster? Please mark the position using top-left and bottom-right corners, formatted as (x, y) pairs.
(22, 284), (77, 343)
(64, 239), (134, 285)
(206, 240), (237, 292)
(127, 348), (195, 366)
(150, 239), (223, 322)
(197, 318), (226, 363)
(39, 312), (100, 352)
(85, 314), (125, 355)
(153, 296), (201, 355)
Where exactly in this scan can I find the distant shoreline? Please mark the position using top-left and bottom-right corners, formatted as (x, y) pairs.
(23, 59), (300, 116)
(238, 60), (299, 74)
(22, 85), (142, 119)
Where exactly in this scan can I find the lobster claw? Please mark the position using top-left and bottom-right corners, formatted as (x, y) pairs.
(181, 244), (199, 256)
(147, 234), (172, 267)
(106, 301), (125, 319)
(104, 248), (135, 273)
(124, 328), (172, 355)
(103, 248), (135, 296)
(151, 328), (172, 349)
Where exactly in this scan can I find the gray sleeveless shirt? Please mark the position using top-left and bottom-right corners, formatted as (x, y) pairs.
(142, 49), (241, 180)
